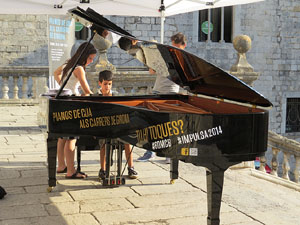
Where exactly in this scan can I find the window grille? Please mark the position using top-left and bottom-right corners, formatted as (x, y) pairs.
(286, 98), (300, 132)
(198, 7), (232, 43)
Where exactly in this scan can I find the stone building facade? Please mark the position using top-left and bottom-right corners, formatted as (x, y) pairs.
(0, 0), (300, 140)
(0, 14), (48, 66)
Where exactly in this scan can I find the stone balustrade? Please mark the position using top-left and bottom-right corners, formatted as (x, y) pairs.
(261, 131), (300, 183)
(0, 66), (49, 105)
(0, 66), (155, 106)
(86, 66), (156, 95)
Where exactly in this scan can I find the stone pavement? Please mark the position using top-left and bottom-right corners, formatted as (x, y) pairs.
(0, 106), (300, 225)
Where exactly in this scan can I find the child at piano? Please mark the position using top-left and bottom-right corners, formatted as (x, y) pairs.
(97, 70), (138, 180)
(54, 42), (97, 179)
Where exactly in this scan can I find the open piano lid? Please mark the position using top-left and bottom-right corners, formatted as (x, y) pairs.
(69, 7), (272, 108)
(155, 44), (273, 108)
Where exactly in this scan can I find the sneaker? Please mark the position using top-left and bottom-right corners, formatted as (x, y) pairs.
(128, 167), (138, 179)
(165, 158), (171, 164)
(136, 151), (155, 162)
(98, 169), (106, 180)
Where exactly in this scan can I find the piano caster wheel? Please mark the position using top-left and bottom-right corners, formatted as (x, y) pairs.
(47, 187), (54, 192)
(170, 179), (175, 184)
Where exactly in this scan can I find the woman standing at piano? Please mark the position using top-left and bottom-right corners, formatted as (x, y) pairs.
(54, 42), (97, 179)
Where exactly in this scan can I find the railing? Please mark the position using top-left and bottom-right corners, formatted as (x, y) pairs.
(86, 66), (156, 95)
(260, 131), (300, 183)
(0, 66), (49, 105)
(0, 66), (155, 105)
(232, 131), (300, 186)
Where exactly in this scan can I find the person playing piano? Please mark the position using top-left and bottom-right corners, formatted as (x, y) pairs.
(97, 70), (138, 180)
(54, 42), (97, 179)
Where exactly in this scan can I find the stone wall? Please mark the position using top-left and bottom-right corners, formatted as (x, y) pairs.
(237, 1), (300, 140)
(1, 0), (300, 140)
(0, 14), (48, 66)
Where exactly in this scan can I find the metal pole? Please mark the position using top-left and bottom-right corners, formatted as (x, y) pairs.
(161, 13), (165, 44)
(220, 7), (224, 43)
(207, 9), (211, 42)
(159, 0), (165, 44)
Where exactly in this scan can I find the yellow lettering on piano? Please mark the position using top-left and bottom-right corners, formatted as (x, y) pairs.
(136, 119), (185, 142)
(166, 122), (173, 136)
(80, 119), (85, 128)
(136, 128), (148, 143)
(172, 121), (179, 135)
(78, 113), (130, 129)
(115, 114), (130, 125)
(73, 109), (81, 119)
(85, 119), (89, 128)
(148, 126), (157, 140)
(156, 124), (163, 139)
(52, 110), (73, 122)
(89, 116), (110, 127)
(111, 115), (116, 125)
(81, 107), (92, 118)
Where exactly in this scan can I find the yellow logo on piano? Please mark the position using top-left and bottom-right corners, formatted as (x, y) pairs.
(181, 148), (189, 156)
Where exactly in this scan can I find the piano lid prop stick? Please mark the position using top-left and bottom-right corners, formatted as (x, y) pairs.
(121, 145), (134, 176)
(55, 30), (96, 98)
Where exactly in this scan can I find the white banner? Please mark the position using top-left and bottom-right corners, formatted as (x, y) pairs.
(48, 15), (75, 89)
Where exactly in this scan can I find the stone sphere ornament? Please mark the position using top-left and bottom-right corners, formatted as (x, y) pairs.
(230, 35), (260, 86)
(233, 35), (252, 54)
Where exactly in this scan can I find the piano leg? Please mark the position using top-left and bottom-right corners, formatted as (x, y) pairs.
(76, 145), (83, 173)
(104, 139), (111, 186)
(117, 141), (122, 179)
(170, 159), (179, 184)
(47, 137), (57, 192)
(206, 168), (225, 225)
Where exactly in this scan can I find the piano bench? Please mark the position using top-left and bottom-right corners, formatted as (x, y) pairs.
(75, 137), (126, 173)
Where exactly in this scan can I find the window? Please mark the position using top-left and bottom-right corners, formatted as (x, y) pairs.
(198, 6), (232, 42)
(286, 98), (300, 132)
(75, 25), (89, 40)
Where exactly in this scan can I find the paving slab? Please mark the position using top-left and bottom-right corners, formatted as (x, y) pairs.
(92, 202), (208, 224)
(68, 187), (139, 201)
(0, 204), (48, 220)
(79, 198), (135, 213)
(0, 214), (99, 225)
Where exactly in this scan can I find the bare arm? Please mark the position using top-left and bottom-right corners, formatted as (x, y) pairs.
(54, 65), (64, 84)
(73, 66), (93, 96)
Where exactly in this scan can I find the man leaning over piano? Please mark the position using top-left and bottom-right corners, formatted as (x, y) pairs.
(118, 33), (188, 163)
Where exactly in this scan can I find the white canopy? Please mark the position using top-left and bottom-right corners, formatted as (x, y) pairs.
(1, 0), (264, 16)
(1, 0), (264, 43)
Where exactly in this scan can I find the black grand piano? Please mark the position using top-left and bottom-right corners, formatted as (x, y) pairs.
(46, 7), (272, 225)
